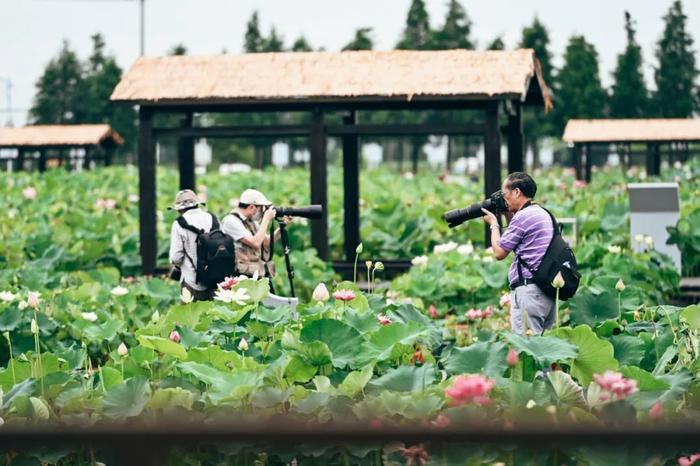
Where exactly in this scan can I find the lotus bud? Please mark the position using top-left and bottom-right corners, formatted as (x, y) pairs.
(181, 287), (194, 304)
(27, 292), (40, 309)
(151, 310), (160, 324)
(238, 337), (249, 351)
(311, 283), (330, 303)
(3, 331), (9, 342)
(373, 261), (384, 272)
(634, 233), (644, 245)
(355, 243), (363, 254)
(117, 342), (128, 357)
(525, 329), (534, 337)
(365, 260), (372, 269)
(551, 272), (565, 289)
(633, 310), (641, 321)
(506, 348), (519, 367)
(615, 279), (626, 293)
(169, 330), (181, 343)
(644, 236), (653, 247)
(526, 399), (536, 409)
(30, 318), (38, 335)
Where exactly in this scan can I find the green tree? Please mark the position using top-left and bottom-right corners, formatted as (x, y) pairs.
(552, 35), (607, 134)
(486, 36), (505, 50)
(396, 0), (431, 50)
(29, 40), (85, 124)
(519, 17), (555, 168)
(168, 43), (187, 56)
(263, 27), (285, 52)
(342, 28), (374, 51)
(244, 11), (264, 53)
(291, 36), (313, 52)
(610, 12), (648, 118)
(431, 0), (474, 50)
(653, 0), (699, 117)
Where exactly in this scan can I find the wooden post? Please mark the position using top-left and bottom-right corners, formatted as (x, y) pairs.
(38, 149), (47, 172)
(138, 106), (157, 276)
(507, 101), (524, 173)
(177, 113), (196, 190)
(16, 149), (24, 172)
(584, 144), (592, 183)
(105, 147), (114, 167)
(309, 109), (328, 261)
(411, 137), (420, 174)
(484, 102), (501, 247)
(653, 142), (661, 175)
(83, 147), (92, 171)
(342, 111), (360, 264)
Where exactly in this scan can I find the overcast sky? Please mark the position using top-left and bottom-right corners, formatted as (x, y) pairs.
(1, 0), (699, 126)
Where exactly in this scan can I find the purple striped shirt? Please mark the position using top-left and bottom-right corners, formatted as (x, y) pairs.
(498, 204), (553, 285)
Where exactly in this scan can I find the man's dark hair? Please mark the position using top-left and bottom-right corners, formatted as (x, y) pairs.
(238, 202), (251, 209)
(505, 172), (537, 198)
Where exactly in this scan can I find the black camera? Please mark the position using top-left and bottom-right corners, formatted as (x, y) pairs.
(443, 190), (508, 228)
(273, 205), (323, 219)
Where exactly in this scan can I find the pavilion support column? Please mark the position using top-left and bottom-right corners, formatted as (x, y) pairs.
(484, 102), (501, 247)
(105, 147), (114, 167)
(309, 109), (328, 261)
(342, 111), (360, 265)
(645, 142), (661, 176)
(573, 145), (583, 180)
(178, 113), (195, 190)
(138, 106), (157, 276)
(38, 149), (47, 173)
(16, 149), (25, 172)
(584, 144), (592, 184)
(507, 101), (524, 173)
(83, 147), (92, 171)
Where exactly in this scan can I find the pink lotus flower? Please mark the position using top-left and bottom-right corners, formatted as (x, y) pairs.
(218, 276), (239, 290)
(573, 179), (588, 189)
(483, 305), (494, 318)
(22, 187), (37, 199)
(411, 348), (425, 365)
(593, 371), (638, 400)
(649, 401), (663, 420)
(169, 330), (181, 343)
(334, 289), (356, 302)
(466, 309), (483, 320)
(506, 348), (519, 367)
(428, 304), (438, 319)
(445, 374), (495, 406)
(431, 415), (451, 428)
(499, 293), (511, 308)
(27, 291), (40, 309)
(679, 454), (700, 466)
(377, 314), (392, 325)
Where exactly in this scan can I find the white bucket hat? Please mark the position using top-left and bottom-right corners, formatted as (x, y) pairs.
(168, 189), (203, 210)
(240, 189), (272, 206)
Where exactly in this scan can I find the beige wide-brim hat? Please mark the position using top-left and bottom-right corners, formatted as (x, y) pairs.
(239, 189), (272, 206)
(168, 189), (204, 210)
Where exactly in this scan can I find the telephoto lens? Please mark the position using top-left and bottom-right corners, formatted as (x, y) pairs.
(274, 205), (323, 219)
(442, 191), (506, 228)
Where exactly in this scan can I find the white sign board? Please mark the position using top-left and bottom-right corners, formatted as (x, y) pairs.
(628, 182), (681, 272)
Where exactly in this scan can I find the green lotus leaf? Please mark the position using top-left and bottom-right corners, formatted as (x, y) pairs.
(103, 376), (151, 420)
(503, 332), (578, 367)
(442, 340), (508, 378)
(148, 387), (196, 410)
(552, 325), (618, 386)
(609, 335), (646, 366)
(137, 335), (187, 360)
(338, 366), (374, 399)
(365, 364), (437, 394)
(300, 319), (364, 368)
(568, 291), (619, 327)
(547, 371), (586, 408)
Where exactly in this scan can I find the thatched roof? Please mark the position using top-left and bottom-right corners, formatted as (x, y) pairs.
(0, 124), (123, 148)
(563, 119), (700, 143)
(111, 49), (552, 109)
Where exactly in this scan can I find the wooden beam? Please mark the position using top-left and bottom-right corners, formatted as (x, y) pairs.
(138, 107), (157, 276)
(177, 113), (196, 190)
(342, 111), (361, 265)
(327, 123), (486, 136)
(309, 109), (328, 261)
(507, 101), (524, 173)
(484, 102), (501, 247)
(154, 125), (310, 139)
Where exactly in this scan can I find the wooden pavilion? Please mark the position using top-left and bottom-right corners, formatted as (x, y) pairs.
(0, 124), (123, 171)
(110, 49), (552, 275)
(563, 119), (700, 182)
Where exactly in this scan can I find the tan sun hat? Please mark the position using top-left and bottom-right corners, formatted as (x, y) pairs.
(168, 189), (203, 210)
(239, 189), (272, 206)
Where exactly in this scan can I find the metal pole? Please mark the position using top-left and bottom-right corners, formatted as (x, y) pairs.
(140, 0), (145, 56)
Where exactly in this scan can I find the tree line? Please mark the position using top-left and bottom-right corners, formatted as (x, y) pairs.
(29, 0), (700, 168)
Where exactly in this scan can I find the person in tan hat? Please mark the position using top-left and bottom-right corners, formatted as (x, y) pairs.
(222, 189), (290, 278)
(168, 189), (217, 301)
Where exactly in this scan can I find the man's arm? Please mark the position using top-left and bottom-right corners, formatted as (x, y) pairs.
(169, 222), (185, 266)
(241, 209), (276, 250)
(481, 209), (509, 260)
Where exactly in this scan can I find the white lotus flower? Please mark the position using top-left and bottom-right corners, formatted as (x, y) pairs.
(634, 234), (644, 245)
(457, 242), (474, 256)
(411, 255), (429, 266)
(238, 337), (249, 351)
(18, 301), (28, 310)
(110, 286), (129, 297)
(81, 312), (98, 322)
(644, 236), (654, 248)
(482, 256), (494, 263)
(312, 283), (330, 303)
(0, 291), (16, 302)
(214, 287), (250, 305)
(607, 245), (622, 254)
(128, 194), (139, 203)
(117, 342), (128, 356)
(526, 399), (537, 409)
(180, 287), (194, 304)
(433, 241), (458, 254)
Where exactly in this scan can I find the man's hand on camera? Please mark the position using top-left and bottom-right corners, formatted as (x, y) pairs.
(262, 208), (276, 223)
(280, 215), (293, 225)
(481, 208), (498, 226)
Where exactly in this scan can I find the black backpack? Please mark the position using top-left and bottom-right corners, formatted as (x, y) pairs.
(177, 214), (237, 288)
(515, 205), (580, 301)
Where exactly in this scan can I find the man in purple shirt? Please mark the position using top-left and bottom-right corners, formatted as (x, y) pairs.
(482, 172), (555, 335)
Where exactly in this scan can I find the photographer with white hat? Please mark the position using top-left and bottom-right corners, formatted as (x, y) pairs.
(222, 189), (291, 278)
